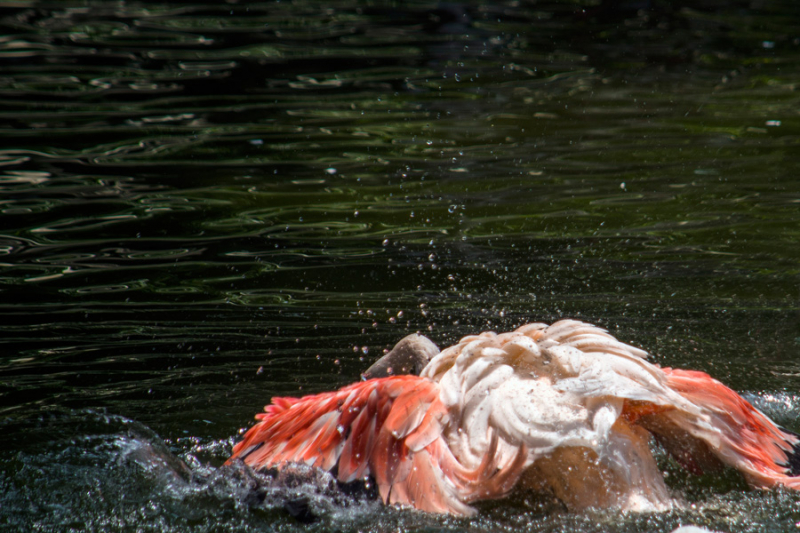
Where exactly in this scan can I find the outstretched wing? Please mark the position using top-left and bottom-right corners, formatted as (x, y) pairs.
(651, 368), (800, 488)
(227, 375), (526, 515)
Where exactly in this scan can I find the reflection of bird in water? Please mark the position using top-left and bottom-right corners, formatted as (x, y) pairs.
(227, 320), (800, 515)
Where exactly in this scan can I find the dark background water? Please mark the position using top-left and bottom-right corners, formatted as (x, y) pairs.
(1, 1), (799, 531)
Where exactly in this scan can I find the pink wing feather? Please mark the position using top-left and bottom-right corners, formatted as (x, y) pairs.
(227, 375), (526, 515)
(661, 368), (800, 489)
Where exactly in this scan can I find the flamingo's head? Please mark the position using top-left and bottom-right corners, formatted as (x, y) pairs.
(361, 334), (440, 379)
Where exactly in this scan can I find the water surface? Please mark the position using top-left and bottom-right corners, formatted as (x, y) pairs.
(1, 1), (799, 532)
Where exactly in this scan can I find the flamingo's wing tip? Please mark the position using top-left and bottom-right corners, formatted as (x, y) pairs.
(779, 429), (800, 476)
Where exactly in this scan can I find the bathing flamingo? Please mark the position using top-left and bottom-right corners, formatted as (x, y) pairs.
(227, 320), (800, 515)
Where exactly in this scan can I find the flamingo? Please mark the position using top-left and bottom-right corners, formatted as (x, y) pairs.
(226, 320), (800, 515)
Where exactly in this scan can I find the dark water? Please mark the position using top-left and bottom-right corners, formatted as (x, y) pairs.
(1, 0), (799, 531)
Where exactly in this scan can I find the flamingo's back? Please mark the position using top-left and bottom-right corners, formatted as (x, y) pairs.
(228, 320), (800, 514)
